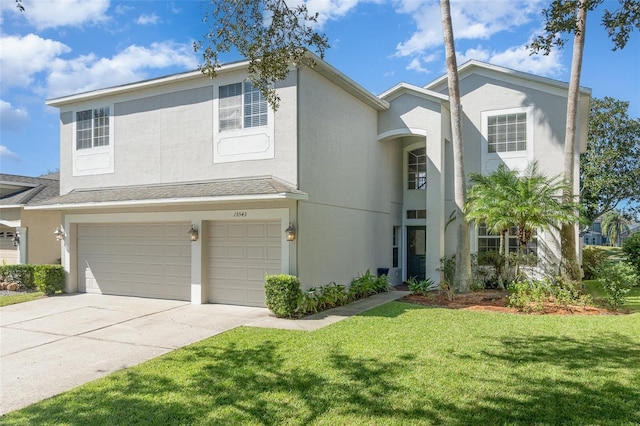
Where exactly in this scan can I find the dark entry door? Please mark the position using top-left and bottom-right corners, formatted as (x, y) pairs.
(406, 226), (426, 281)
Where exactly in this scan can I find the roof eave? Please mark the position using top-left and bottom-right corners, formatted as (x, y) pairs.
(25, 192), (308, 211)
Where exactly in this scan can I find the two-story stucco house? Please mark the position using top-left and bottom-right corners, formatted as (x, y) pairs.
(31, 56), (590, 306)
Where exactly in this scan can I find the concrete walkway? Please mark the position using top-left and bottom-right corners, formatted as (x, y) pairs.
(0, 290), (408, 415)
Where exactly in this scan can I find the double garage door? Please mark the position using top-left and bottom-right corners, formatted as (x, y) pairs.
(78, 221), (281, 306)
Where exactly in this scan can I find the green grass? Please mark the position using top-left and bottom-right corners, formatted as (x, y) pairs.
(584, 279), (640, 313)
(591, 245), (626, 260)
(0, 291), (44, 307)
(3, 303), (639, 425)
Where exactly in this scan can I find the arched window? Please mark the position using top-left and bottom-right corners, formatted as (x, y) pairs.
(408, 148), (426, 190)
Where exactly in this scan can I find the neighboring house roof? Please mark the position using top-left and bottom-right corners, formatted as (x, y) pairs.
(27, 177), (308, 210)
(0, 173), (60, 207)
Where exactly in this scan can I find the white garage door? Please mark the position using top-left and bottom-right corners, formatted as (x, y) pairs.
(78, 223), (191, 301)
(208, 220), (281, 307)
(0, 228), (18, 265)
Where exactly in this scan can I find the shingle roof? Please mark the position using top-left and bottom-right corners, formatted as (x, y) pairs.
(0, 174), (60, 206)
(30, 177), (306, 208)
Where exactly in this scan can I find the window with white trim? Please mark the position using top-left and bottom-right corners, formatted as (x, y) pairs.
(407, 147), (426, 190)
(392, 226), (401, 268)
(487, 112), (527, 153)
(76, 107), (110, 150)
(477, 223), (537, 255)
(219, 82), (267, 131)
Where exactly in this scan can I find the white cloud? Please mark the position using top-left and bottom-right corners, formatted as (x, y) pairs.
(0, 100), (29, 132)
(136, 13), (161, 26)
(47, 41), (198, 98)
(0, 145), (21, 163)
(16, 0), (110, 30)
(394, 0), (545, 57)
(456, 44), (564, 77)
(0, 34), (71, 89)
(285, 0), (381, 28)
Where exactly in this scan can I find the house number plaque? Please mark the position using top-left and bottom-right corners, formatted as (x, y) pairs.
(233, 211), (247, 217)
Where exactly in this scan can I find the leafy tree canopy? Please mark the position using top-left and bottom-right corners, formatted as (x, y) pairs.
(194, 0), (329, 109)
(580, 97), (640, 223)
(529, 0), (640, 54)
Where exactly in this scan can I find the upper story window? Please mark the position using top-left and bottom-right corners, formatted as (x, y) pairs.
(219, 82), (267, 131)
(76, 107), (110, 150)
(407, 147), (427, 190)
(487, 112), (527, 153)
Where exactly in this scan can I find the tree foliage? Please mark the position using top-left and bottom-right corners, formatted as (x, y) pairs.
(600, 210), (632, 246)
(529, 0), (640, 54)
(195, 0), (329, 109)
(580, 97), (640, 222)
(466, 163), (579, 253)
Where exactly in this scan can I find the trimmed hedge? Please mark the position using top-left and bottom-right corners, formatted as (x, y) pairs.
(264, 274), (301, 318)
(0, 264), (64, 293)
(0, 264), (35, 289)
(34, 265), (65, 295)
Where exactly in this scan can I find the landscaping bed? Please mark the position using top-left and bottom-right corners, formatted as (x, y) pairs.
(400, 289), (616, 315)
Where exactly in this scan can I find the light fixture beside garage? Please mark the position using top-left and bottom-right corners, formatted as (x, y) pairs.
(54, 225), (66, 241)
(285, 223), (296, 241)
(12, 232), (20, 247)
(188, 224), (199, 241)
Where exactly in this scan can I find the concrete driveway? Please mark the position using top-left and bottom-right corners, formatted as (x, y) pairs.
(0, 293), (272, 415)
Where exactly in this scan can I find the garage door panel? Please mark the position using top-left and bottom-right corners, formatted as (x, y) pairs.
(78, 223), (191, 301)
(208, 220), (281, 307)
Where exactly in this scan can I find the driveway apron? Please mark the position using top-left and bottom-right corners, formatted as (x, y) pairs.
(0, 294), (270, 415)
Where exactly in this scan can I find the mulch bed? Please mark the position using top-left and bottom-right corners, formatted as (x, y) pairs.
(395, 285), (618, 315)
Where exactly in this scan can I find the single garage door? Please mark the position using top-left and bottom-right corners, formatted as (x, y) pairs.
(208, 220), (281, 307)
(78, 223), (191, 301)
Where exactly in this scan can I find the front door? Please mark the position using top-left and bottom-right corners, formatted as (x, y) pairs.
(406, 226), (426, 281)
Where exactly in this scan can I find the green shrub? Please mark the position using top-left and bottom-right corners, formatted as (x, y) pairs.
(622, 232), (640, 278)
(264, 274), (301, 318)
(596, 261), (638, 310)
(34, 265), (65, 295)
(0, 264), (35, 289)
(348, 270), (390, 300)
(406, 277), (434, 295)
(582, 246), (607, 279)
(507, 276), (592, 313)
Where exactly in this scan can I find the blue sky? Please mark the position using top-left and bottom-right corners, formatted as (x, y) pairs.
(1, 0), (639, 177)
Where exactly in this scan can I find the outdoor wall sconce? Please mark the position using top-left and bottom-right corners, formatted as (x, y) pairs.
(285, 223), (296, 242)
(54, 225), (66, 241)
(188, 224), (199, 241)
(12, 232), (20, 247)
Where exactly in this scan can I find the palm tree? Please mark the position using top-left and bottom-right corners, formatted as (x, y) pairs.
(466, 162), (579, 274)
(466, 165), (520, 256)
(600, 211), (631, 247)
(440, 0), (472, 293)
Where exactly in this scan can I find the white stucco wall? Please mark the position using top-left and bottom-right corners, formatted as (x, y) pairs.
(57, 69), (298, 195)
(296, 67), (394, 287)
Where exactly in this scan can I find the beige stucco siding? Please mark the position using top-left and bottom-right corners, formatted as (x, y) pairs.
(58, 71), (298, 195)
(22, 210), (61, 264)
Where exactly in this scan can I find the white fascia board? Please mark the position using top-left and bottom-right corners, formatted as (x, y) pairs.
(379, 82), (449, 103)
(46, 60), (251, 107)
(0, 205), (24, 209)
(307, 53), (389, 111)
(25, 192), (308, 211)
(0, 219), (22, 227)
(425, 60), (592, 98)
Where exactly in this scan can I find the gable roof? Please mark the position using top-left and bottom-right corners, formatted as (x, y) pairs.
(27, 177), (307, 210)
(0, 174), (60, 207)
(46, 53), (389, 111)
(379, 82), (449, 103)
(424, 60), (591, 153)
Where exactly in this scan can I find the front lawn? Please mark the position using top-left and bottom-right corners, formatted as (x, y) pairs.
(0, 291), (44, 307)
(3, 302), (639, 425)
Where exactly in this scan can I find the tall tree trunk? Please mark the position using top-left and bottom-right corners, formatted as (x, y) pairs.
(441, 0), (471, 292)
(560, 0), (587, 281)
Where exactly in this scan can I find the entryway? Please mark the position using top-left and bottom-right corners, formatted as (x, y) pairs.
(406, 226), (426, 281)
